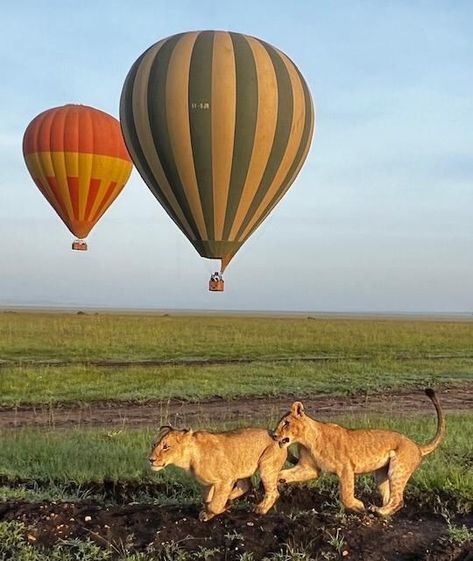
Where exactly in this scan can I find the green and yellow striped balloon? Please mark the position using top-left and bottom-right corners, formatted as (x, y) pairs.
(120, 30), (315, 272)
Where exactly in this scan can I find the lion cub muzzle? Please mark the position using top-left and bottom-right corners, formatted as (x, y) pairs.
(149, 458), (166, 471)
(273, 434), (291, 448)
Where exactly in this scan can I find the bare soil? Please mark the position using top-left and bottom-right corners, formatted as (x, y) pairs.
(0, 384), (471, 429)
(2, 352), (473, 369)
(0, 487), (471, 560)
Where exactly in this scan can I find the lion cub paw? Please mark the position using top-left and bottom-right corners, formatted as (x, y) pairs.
(368, 505), (384, 516)
(370, 504), (400, 517)
(254, 503), (270, 515)
(345, 499), (365, 513)
(255, 491), (279, 515)
(199, 510), (215, 522)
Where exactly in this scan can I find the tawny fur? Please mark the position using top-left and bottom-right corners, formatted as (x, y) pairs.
(149, 426), (287, 521)
(272, 389), (445, 516)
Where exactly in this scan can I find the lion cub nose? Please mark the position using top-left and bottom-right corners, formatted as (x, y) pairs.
(148, 458), (154, 464)
(271, 433), (279, 441)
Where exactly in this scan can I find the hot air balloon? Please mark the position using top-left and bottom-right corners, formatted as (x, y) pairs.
(120, 31), (315, 290)
(23, 104), (133, 250)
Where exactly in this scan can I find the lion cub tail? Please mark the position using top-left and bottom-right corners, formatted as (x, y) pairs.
(419, 389), (446, 457)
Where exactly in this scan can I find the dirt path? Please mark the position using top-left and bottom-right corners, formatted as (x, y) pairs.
(1, 384), (471, 429)
(2, 352), (473, 369)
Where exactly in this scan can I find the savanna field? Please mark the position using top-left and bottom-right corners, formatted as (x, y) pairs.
(0, 311), (472, 561)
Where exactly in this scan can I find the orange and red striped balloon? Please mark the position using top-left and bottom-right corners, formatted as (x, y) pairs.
(23, 104), (133, 242)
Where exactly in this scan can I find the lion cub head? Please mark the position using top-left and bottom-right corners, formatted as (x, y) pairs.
(273, 402), (306, 447)
(149, 426), (191, 472)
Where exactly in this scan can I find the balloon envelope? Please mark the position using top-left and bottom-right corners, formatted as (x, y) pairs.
(120, 31), (315, 271)
(23, 104), (133, 240)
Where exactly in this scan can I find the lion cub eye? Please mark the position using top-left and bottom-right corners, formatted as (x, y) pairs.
(283, 420), (290, 428)
(162, 443), (170, 450)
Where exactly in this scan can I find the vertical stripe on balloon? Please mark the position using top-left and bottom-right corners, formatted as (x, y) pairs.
(164, 32), (207, 240)
(222, 33), (259, 240)
(188, 30), (215, 241)
(211, 31), (236, 241)
(228, 36), (279, 241)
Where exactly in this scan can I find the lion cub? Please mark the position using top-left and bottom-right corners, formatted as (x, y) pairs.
(149, 426), (287, 521)
(272, 389), (445, 516)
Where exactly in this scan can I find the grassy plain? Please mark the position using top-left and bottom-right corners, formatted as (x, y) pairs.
(1, 312), (473, 405)
(1, 312), (473, 362)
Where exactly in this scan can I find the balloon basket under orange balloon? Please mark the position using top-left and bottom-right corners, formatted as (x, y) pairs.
(72, 240), (88, 251)
(209, 275), (224, 292)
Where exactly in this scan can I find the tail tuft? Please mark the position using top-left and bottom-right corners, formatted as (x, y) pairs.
(424, 388), (435, 399)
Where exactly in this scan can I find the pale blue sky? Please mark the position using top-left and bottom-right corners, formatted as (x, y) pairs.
(1, 1), (472, 312)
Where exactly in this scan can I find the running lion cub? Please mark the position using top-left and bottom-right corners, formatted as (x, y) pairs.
(149, 426), (287, 521)
(272, 389), (445, 516)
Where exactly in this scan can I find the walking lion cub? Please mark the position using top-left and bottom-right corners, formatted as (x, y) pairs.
(272, 389), (445, 516)
(149, 426), (287, 521)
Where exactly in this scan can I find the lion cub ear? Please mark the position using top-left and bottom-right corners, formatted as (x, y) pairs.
(291, 402), (305, 417)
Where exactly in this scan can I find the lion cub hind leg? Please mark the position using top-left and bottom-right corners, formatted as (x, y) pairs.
(373, 465), (390, 506)
(255, 469), (279, 515)
(199, 481), (235, 522)
(339, 467), (365, 513)
(255, 447), (286, 515)
(372, 451), (420, 517)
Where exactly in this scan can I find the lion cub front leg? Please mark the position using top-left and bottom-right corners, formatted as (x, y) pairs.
(199, 481), (234, 522)
(279, 464), (320, 484)
(279, 448), (320, 484)
(255, 470), (279, 515)
(338, 467), (365, 513)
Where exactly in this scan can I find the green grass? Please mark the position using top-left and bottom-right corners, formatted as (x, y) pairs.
(445, 522), (473, 545)
(1, 358), (472, 406)
(2, 312), (473, 362)
(0, 521), (116, 560)
(0, 426), (188, 485)
(2, 312), (472, 406)
(0, 414), (471, 511)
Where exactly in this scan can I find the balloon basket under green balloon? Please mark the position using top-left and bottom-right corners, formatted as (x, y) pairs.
(209, 273), (224, 292)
